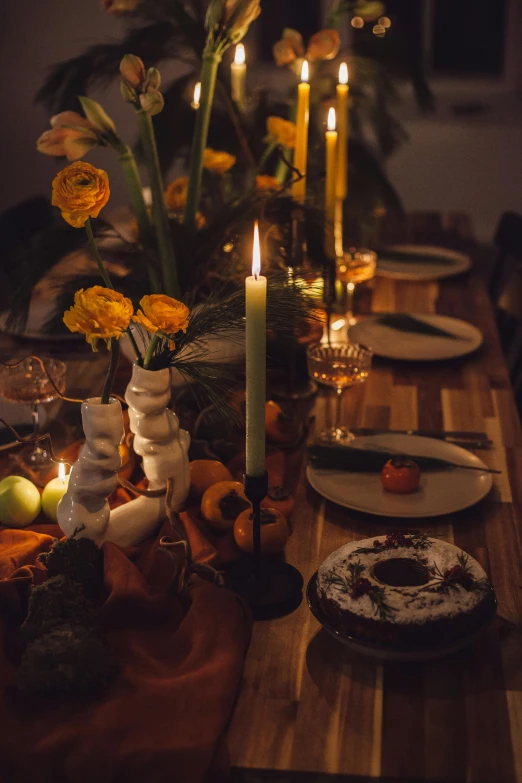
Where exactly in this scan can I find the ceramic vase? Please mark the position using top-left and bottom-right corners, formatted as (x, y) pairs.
(107, 364), (191, 546)
(57, 397), (124, 543)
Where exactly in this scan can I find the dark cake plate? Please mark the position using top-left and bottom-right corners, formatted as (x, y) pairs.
(306, 572), (497, 662)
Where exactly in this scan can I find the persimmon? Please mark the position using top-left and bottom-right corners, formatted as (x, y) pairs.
(380, 458), (421, 494)
(265, 400), (302, 445)
(189, 459), (233, 501)
(234, 507), (289, 555)
(201, 480), (251, 533)
(261, 486), (295, 518)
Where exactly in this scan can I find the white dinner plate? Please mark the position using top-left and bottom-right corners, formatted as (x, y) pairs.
(306, 434), (493, 518)
(376, 244), (471, 281)
(348, 314), (482, 361)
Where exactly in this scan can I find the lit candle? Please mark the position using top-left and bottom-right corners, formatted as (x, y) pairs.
(231, 43), (247, 106)
(325, 107), (338, 259)
(42, 462), (70, 522)
(292, 60), (310, 204)
(245, 221), (267, 477)
(191, 81), (201, 110)
(336, 63), (349, 200)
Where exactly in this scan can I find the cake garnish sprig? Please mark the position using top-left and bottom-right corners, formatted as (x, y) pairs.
(352, 532), (431, 555)
(323, 560), (396, 621)
(422, 552), (488, 594)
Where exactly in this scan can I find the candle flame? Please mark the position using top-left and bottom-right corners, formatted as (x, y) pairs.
(234, 43), (245, 65)
(301, 60), (309, 83)
(339, 62), (348, 85)
(58, 462), (67, 482)
(331, 318), (346, 331)
(192, 81), (201, 109)
(327, 107), (336, 131)
(252, 220), (261, 279)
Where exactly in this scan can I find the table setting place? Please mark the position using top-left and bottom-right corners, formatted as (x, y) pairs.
(0, 2), (521, 782)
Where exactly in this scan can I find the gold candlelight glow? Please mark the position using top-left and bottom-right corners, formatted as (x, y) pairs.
(328, 107), (336, 131)
(325, 107), (338, 259)
(58, 461), (67, 482)
(191, 81), (201, 109)
(252, 219), (261, 278)
(231, 43), (247, 106)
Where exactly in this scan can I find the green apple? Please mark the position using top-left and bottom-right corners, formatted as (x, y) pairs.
(0, 475), (41, 527)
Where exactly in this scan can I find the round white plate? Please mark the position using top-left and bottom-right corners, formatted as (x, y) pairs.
(376, 244), (471, 281)
(348, 314), (482, 361)
(306, 572), (496, 661)
(306, 434), (493, 518)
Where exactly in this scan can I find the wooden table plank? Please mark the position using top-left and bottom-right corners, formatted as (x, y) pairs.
(229, 214), (522, 782)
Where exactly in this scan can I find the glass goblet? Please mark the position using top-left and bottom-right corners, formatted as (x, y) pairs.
(0, 357), (67, 468)
(336, 248), (377, 325)
(307, 343), (372, 442)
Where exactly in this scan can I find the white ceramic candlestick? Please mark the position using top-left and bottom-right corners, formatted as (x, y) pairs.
(57, 397), (124, 542)
(105, 364), (191, 546)
(245, 222), (267, 477)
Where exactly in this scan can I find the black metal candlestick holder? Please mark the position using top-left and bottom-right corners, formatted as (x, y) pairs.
(225, 471), (303, 620)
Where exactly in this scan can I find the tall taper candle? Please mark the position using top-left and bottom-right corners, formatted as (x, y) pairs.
(231, 43), (247, 106)
(336, 63), (349, 200)
(245, 221), (267, 477)
(292, 60), (310, 204)
(325, 107), (338, 259)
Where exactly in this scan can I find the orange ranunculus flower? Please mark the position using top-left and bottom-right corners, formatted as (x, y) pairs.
(133, 294), (190, 348)
(306, 29), (340, 62)
(255, 175), (280, 192)
(273, 28), (304, 66)
(164, 176), (189, 212)
(63, 286), (134, 350)
(266, 116), (296, 149)
(52, 161), (110, 228)
(37, 112), (99, 162)
(203, 148), (236, 174)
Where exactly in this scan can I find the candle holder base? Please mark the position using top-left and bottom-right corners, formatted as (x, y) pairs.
(224, 555), (303, 621)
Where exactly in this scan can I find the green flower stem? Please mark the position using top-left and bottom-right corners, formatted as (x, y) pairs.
(256, 141), (277, 175)
(136, 109), (180, 299)
(85, 218), (113, 289)
(184, 52), (222, 229)
(143, 333), (160, 370)
(101, 338), (120, 405)
(275, 148), (291, 184)
(125, 328), (142, 363)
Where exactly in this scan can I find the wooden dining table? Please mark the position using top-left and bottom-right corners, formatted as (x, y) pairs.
(227, 213), (522, 783)
(0, 212), (520, 783)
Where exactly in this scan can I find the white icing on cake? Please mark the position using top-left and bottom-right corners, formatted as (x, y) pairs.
(317, 535), (490, 625)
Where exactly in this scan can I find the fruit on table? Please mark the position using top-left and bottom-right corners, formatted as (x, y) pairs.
(201, 480), (251, 533)
(190, 460), (233, 501)
(261, 486), (295, 518)
(0, 476), (41, 527)
(265, 401), (302, 445)
(380, 458), (421, 493)
(234, 507), (290, 555)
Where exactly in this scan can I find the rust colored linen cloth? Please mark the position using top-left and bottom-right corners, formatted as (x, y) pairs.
(0, 515), (252, 783)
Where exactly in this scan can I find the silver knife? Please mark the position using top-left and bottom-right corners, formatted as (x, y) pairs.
(350, 428), (490, 441)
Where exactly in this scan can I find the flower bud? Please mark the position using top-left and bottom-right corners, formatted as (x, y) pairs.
(146, 67), (161, 90)
(120, 54), (146, 88)
(139, 89), (164, 116)
(120, 79), (137, 104)
(78, 97), (117, 136)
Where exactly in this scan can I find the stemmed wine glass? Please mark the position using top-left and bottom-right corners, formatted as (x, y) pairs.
(336, 248), (377, 325)
(0, 357), (67, 468)
(307, 343), (372, 442)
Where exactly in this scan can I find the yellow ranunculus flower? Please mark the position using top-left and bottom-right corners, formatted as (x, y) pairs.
(255, 175), (280, 192)
(164, 176), (189, 212)
(133, 294), (190, 348)
(266, 116), (296, 149)
(63, 286), (133, 350)
(52, 161), (110, 228)
(203, 148), (236, 174)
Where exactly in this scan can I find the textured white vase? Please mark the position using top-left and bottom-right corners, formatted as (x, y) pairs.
(57, 397), (124, 543)
(106, 364), (191, 546)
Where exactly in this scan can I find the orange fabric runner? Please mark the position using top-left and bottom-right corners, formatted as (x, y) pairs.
(0, 517), (252, 783)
